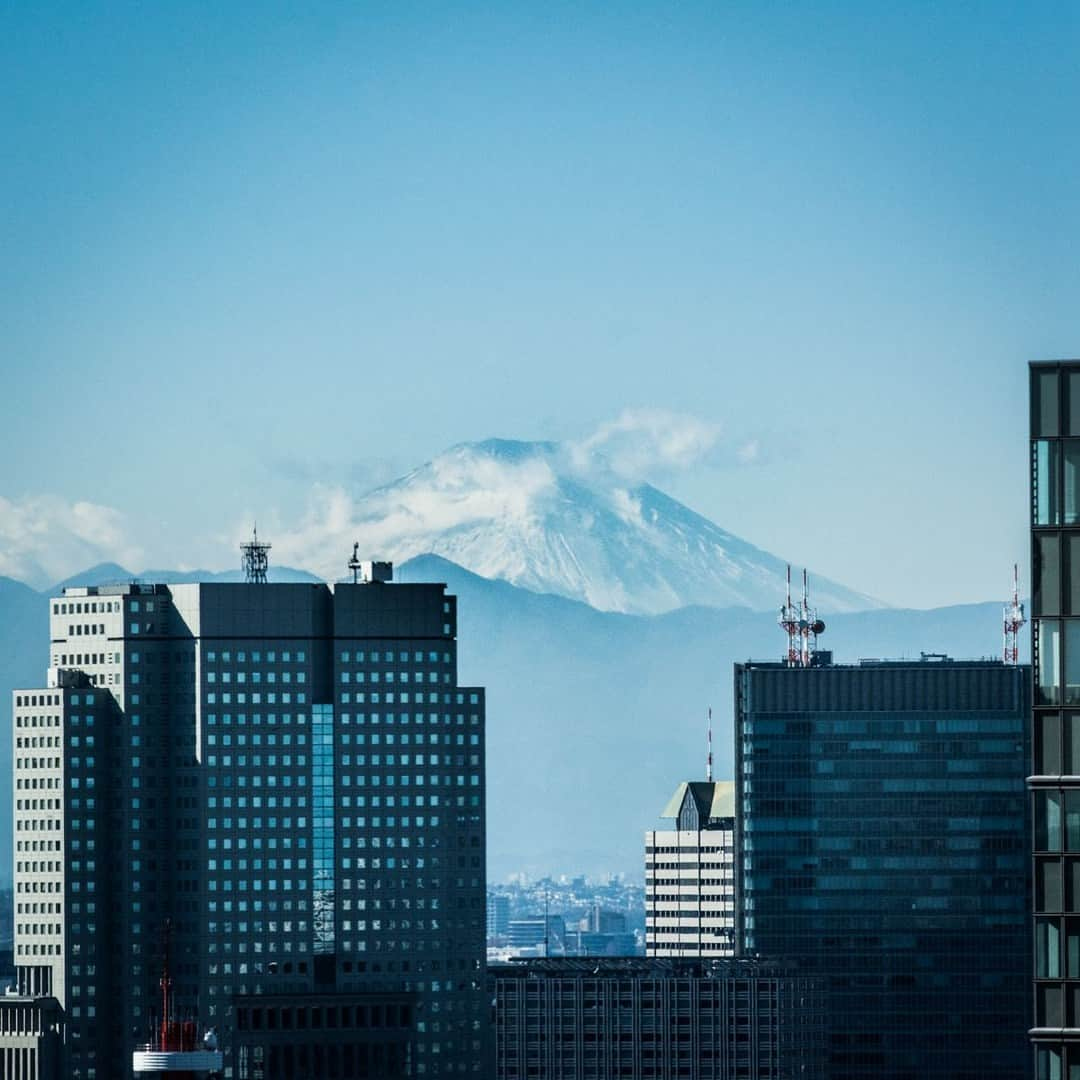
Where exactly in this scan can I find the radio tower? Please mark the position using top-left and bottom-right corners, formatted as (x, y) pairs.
(1003, 562), (1026, 665)
(240, 525), (271, 584)
(779, 565), (801, 667)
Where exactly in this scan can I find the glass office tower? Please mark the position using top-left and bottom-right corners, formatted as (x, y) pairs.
(735, 656), (1030, 1080)
(11, 570), (487, 1079)
(1030, 361), (1080, 1080)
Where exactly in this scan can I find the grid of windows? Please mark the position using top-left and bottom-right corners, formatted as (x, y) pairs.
(1031, 362), (1080, 1079)
(737, 660), (1030, 1080)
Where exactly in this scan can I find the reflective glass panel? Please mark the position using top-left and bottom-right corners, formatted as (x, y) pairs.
(1039, 620), (1063, 706)
(1036, 370), (1061, 437)
(1070, 371), (1080, 436)
(1037, 534), (1062, 616)
(1066, 791), (1080, 850)
(1068, 622), (1080, 706)
(1039, 858), (1064, 913)
(1040, 713), (1063, 775)
(1038, 790), (1064, 851)
(1036, 441), (1062, 526)
(1067, 443), (1080, 525)
(1067, 715), (1080, 775)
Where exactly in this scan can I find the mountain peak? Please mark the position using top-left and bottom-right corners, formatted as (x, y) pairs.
(274, 439), (882, 615)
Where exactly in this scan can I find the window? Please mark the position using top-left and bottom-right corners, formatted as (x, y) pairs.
(1068, 622), (1080, 706)
(1038, 859), (1063, 913)
(1035, 369), (1061, 437)
(1037, 534), (1062, 616)
(1038, 790), (1064, 852)
(1068, 443), (1080, 525)
(1036, 441), (1062, 526)
(1039, 620), (1063, 706)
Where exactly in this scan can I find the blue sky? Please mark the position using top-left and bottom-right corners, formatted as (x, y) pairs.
(2, 2), (1078, 606)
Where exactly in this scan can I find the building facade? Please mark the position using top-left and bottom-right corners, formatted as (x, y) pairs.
(1030, 360), (1080, 1080)
(490, 956), (825, 1080)
(11, 570), (487, 1079)
(645, 781), (736, 957)
(0, 994), (63, 1080)
(735, 656), (1030, 1080)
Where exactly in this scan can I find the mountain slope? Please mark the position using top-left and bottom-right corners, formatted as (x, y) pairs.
(283, 439), (882, 614)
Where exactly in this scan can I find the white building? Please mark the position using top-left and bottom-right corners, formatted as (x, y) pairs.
(644, 781), (736, 957)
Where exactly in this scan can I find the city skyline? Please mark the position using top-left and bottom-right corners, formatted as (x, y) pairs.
(4, 6), (1080, 608)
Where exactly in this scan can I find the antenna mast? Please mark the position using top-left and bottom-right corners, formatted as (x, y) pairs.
(1004, 562), (1026, 665)
(240, 525), (271, 584)
(706, 707), (713, 782)
(348, 542), (362, 585)
(779, 565), (826, 668)
(780, 565), (800, 667)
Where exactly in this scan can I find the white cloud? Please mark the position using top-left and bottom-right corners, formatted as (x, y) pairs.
(0, 494), (144, 589)
(570, 408), (723, 479)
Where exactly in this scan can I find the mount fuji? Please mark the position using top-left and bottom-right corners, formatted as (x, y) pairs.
(277, 438), (882, 614)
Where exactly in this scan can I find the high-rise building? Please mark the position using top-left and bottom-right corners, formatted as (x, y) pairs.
(735, 655), (1031, 1080)
(10, 568), (487, 1079)
(490, 956), (826, 1080)
(1029, 360), (1080, 1080)
(644, 781), (736, 957)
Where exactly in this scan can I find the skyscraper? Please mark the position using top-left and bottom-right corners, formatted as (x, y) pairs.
(644, 781), (736, 957)
(735, 655), (1030, 1080)
(1029, 360), (1080, 1079)
(11, 567), (487, 1079)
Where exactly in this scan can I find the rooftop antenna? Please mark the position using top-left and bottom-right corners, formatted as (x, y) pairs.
(348, 542), (362, 585)
(706, 707), (713, 782)
(1004, 562), (1026, 665)
(779, 565), (800, 667)
(240, 525), (270, 585)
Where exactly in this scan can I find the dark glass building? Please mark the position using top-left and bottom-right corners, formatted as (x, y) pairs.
(735, 656), (1030, 1080)
(490, 956), (826, 1080)
(1029, 360), (1080, 1080)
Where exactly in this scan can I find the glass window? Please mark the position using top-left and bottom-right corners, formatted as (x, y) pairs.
(1067, 716), (1080, 775)
(1066, 797), (1080, 854)
(1065, 860), (1080, 916)
(1038, 534), (1063, 616)
(1039, 982), (1064, 1028)
(1040, 714), (1063, 775)
(1039, 858), (1064, 913)
(1040, 620), (1064, 706)
(1035, 370), (1061, 437)
(1068, 919), (1080, 978)
(1069, 371), (1080, 436)
(1068, 622), (1080, 706)
(1067, 444), (1080, 525)
(1038, 790), (1064, 851)
(1036, 441), (1062, 526)
(1038, 1046), (1063, 1080)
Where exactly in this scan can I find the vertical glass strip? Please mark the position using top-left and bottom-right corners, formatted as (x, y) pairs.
(312, 703), (335, 954)
(1036, 441), (1062, 526)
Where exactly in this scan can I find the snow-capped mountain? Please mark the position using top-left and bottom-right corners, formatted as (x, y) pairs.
(277, 439), (882, 614)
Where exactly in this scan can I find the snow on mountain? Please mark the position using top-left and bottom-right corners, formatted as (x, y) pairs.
(275, 439), (882, 614)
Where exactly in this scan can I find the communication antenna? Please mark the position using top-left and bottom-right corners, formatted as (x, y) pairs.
(706, 707), (713, 783)
(240, 525), (270, 584)
(348, 542), (362, 585)
(1004, 562), (1026, 665)
(779, 565), (826, 667)
(779, 565), (800, 667)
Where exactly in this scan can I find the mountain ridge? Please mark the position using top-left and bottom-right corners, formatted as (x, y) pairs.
(279, 438), (884, 615)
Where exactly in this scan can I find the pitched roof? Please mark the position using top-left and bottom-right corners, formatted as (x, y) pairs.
(660, 780), (735, 822)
